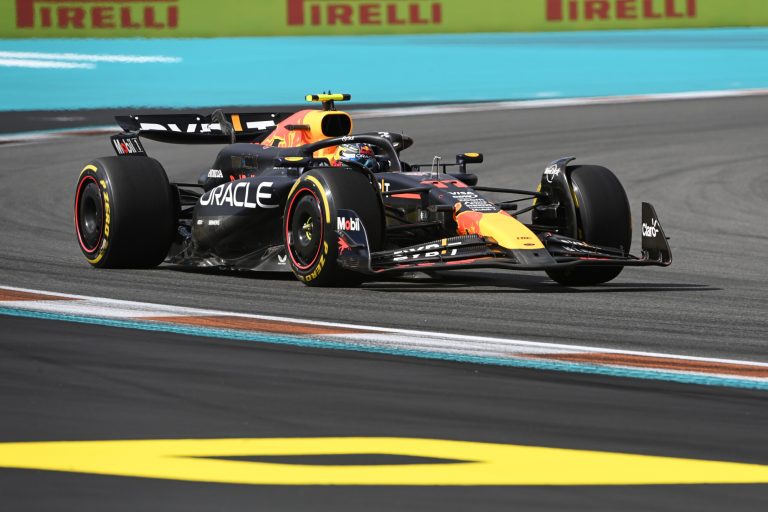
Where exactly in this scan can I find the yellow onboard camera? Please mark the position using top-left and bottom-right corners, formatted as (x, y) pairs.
(305, 93), (352, 111)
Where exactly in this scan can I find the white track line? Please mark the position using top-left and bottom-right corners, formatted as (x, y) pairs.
(0, 127), (117, 143)
(2, 284), (767, 370)
(0, 51), (181, 64)
(0, 58), (95, 70)
(354, 88), (768, 118)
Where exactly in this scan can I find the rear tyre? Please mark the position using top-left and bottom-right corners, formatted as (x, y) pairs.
(74, 156), (177, 268)
(546, 165), (631, 286)
(284, 167), (383, 286)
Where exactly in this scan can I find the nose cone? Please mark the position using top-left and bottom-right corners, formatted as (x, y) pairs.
(456, 211), (544, 250)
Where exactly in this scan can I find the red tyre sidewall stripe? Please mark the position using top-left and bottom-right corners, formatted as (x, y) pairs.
(285, 186), (324, 271)
(74, 174), (104, 254)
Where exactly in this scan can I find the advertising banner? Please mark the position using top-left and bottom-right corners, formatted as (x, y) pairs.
(2, 0), (767, 38)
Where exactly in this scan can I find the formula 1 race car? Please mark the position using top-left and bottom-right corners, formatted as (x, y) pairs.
(74, 94), (672, 286)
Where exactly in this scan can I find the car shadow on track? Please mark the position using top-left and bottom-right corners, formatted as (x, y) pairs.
(362, 272), (719, 294)
(164, 266), (719, 294)
(164, 266), (297, 281)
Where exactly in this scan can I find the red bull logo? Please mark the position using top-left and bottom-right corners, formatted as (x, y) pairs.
(546, 0), (697, 21)
(15, 0), (179, 30)
(287, 0), (442, 26)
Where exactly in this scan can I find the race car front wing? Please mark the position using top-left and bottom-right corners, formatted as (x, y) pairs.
(336, 203), (672, 275)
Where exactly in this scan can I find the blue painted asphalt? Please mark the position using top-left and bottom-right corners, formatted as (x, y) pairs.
(1, 28), (768, 111)
(2, 306), (767, 392)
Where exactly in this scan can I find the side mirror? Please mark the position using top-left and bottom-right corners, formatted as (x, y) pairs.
(456, 152), (483, 173)
(456, 152), (484, 164)
(275, 156), (311, 168)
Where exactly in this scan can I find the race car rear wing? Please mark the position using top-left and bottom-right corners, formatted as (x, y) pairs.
(114, 111), (292, 145)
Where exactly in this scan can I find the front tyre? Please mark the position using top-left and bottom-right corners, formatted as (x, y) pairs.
(284, 167), (383, 286)
(74, 156), (176, 268)
(546, 165), (631, 286)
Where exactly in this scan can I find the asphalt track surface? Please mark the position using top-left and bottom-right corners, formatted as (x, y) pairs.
(2, 315), (768, 511)
(2, 95), (768, 359)
(1, 96), (768, 509)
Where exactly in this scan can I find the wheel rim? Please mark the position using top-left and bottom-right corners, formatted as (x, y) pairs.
(287, 190), (323, 270)
(75, 175), (104, 253)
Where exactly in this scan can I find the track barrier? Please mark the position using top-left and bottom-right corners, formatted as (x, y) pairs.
(2, 0), (768, 38)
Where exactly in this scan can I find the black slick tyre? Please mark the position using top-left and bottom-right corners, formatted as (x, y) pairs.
(74, 156), (176, 268)
(284, 167), (383, 286)
(546, 165), (631, 286)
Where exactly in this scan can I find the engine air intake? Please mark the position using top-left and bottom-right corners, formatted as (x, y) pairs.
(321, 113), (352, 137)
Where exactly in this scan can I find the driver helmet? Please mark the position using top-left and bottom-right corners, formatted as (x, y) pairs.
(331, 143), (378, 171)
